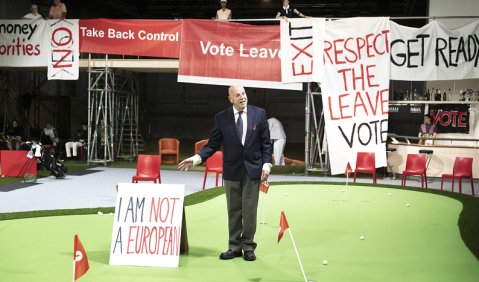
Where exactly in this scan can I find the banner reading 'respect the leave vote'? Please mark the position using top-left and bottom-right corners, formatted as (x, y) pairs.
(79, 19), (182, 58)
(178, 19), (302, 90)
(321, 17), (390, 175)
(280, 18), (325, 83)
(390, 20), (479, 80)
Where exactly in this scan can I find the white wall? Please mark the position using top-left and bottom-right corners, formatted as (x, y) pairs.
(427, 0), (479, 141)
(429, 0), (479, 28)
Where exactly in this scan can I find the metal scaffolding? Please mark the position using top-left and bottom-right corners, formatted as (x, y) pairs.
(305, 82), (328, 174)
(86, 54), (140, 164)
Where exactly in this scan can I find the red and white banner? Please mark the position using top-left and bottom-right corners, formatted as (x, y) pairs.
(47, 19), (79, 80)
(110, 183), (185, 267)
(321, 17), (390, 175)
(280, 18), (325, 83)
(178, 19), (302, 90)
(79, 19), (181, 58)
(390, 20), (479, 80)
(0, 19), (48, 67)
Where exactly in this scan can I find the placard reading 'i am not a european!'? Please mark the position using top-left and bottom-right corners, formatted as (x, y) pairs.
(109, 183), (185, 267)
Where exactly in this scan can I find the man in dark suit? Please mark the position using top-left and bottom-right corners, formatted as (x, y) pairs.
(178, 85), (272, 261)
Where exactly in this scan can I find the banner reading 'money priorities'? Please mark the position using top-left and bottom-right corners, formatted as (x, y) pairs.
(321, 17), (390, 175)
(0, 19), (47, 67)
(178, 19), (301, 90)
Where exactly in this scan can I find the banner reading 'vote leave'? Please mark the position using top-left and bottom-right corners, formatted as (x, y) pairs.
(178, 19), (301, 90)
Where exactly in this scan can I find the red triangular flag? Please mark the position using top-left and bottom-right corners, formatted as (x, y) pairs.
(260, 180), (269, 194)
(74, 235), (90, 281)
(277, 211), (290, 243)
(345, 162), (353, 178)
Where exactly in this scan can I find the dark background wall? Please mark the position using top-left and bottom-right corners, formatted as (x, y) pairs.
(141, 73), (306, 144)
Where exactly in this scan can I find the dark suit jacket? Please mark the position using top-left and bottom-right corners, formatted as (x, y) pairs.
(199, 105), (272, 181)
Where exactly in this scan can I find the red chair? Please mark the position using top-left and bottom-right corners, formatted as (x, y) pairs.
(354, 152), (376, 184)
(132, 154), (161, 183)
(203, 151), (223, 190)
(159, 138), (180, 164)
(195, 139), (208, 154)
(441, 157), (474, 196)
(401, 154), (427, 188)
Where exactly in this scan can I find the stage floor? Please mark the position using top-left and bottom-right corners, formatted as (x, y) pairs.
(1, 184), (478, 282)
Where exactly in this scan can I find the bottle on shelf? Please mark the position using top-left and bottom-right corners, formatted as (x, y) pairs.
(443, 89), (447, 101)
(448, 88), (452, 101)
(436, 89), (441, 101)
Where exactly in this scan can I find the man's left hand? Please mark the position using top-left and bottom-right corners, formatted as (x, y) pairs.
(261, 170), (270, 182)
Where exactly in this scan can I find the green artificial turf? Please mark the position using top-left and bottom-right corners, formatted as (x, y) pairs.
(0, 184), (478, 282)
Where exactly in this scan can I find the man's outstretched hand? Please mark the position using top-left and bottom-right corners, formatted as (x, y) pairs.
(178, 158), (194, 171)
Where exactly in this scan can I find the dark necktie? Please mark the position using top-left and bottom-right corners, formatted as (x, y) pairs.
(236, 111), (243, 141)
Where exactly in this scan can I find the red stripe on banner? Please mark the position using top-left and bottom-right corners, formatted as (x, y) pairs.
(79, 19), (182, 58)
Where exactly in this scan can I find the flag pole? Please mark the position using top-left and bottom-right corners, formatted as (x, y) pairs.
(261, 192), (265, 224)
(345, 172), (349, 202)
(72, 259), (75, 282)
(287, 228), (308, 282)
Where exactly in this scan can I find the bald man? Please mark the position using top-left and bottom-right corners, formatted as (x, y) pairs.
(179, 85), (272, 261)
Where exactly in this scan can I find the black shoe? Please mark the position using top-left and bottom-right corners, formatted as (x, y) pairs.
(243, 250), (256, 261)
(219, 250), (242, 260)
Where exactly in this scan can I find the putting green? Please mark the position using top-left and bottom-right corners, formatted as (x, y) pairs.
(0, 184), (478, 282)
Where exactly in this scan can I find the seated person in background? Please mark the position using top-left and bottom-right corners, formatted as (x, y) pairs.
(65, 122), (87, 160)
(418, 114), (437, 145)
(276, 0), (308, 19)
(6, 120), (23, 150)
(215, 0), (232, 20)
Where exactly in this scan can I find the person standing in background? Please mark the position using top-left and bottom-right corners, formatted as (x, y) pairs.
(215, 0), (232, 20)
(23, 4), (43, 19)
(268, 117), (286, 166)
(48, 0), (67, 19)
(276, 0), (308, 19)
(418, 114), (437, 145)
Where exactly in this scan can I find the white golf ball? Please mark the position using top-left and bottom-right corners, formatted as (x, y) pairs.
(388, 193), (392, 196)
(342, 189), (345, 192)
(322, 260), (328, 265)
(360, 235), (365, 240)
(284, 193), (289, 196)
(97, 211), (104, 216)
(406, 203), (410, 207)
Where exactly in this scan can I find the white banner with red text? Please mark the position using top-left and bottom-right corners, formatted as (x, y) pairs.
(321, 17), (390, 175)
(110, 183), (185, 267)
(178, 19), (302, 90)
(390, 20), (479, 80)
(0, 19), (47, 67)
(280, 18), (325, 83)
(47, 19), (79, 80)
(79, 19), (182, 58)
